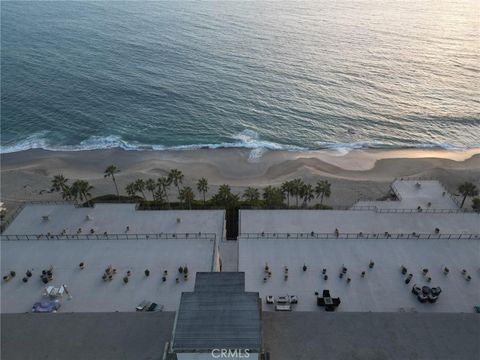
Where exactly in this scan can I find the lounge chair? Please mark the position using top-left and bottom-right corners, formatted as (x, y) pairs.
(136, 300), (150, 311)
(146, 302), (158, 312)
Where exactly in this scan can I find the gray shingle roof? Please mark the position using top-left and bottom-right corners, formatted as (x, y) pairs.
(172, 272), (262, 352)
(194, 272), (246, 293)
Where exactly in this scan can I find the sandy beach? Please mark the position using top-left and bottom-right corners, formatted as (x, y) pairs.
(1, 147), (479, 214)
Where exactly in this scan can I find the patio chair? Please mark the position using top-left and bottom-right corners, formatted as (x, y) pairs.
(411, 284), (421, 295)
(431, 287), (442, 296)
(417, 294), (428, 303)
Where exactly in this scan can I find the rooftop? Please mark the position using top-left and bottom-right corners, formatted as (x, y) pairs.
(1, 237), (217, 313)
(1, 312), (176, 360)
(263, 312), (480, 360)
(238, 237), (480, 312)
(2, 312), (478, 360)
(2, 203), (225, 240)
(353, 180), (460, 210)
(172, 272), (262, 352)
(239, 210), (480, 235)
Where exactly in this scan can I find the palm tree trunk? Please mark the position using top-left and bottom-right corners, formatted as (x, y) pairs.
(461, 195), (467, 208)
(320, 193), (324, 205)
(112, 176), (119, 197)
(203, 192), (206, 205)
(287, 194), (290, 207)
(164, 191), (171, 209)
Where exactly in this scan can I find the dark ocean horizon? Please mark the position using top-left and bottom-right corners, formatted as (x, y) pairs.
(1, 1), (479, 155)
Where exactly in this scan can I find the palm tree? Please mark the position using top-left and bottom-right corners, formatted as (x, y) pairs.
(104, 165), (120, 197)
(281, 181), (294, 207)
(179, 186), (195, 209)
(168, 169), (184, 198)
(263, 186), (285, 208)
(51, 175), (71, 200)
(125, 183), (137, 198)
(290, 178), (304, 207)
(196, 178), (209, 204)
(472, 197), (480, 212)
(218, 184), (232, 198)
(301, 184), (315, 207)
(315, 180), (332, 205)
(70, 180), (93, 204)
(157, 176), (171, 204)
(134, 179), (147, 200)
(243, 187), (260, 203)
(212, 184), (239, 208)
(458, 182), (478, 208)
(145, 179), (156, 200)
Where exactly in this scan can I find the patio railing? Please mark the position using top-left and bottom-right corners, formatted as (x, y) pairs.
(239, 232), (480, 240)
(1, 232), (216, 241)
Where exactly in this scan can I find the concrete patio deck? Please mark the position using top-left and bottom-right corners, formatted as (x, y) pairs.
(1, 237), (217, 313)
(239, 237), (480, 312)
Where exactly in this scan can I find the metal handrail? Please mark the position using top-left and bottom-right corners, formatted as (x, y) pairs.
(238, 232), (480, 240)
(0, 203), (25, 233)
(0, 232), (216, 241)
(349, 205), (470, 213)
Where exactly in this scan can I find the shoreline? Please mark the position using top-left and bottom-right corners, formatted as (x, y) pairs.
(1, 147), (479, 213)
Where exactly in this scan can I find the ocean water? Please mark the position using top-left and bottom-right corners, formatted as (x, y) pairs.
(1, 0), (479, 154)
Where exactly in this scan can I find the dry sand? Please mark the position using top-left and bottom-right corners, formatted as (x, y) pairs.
(1, 148), (479, 215)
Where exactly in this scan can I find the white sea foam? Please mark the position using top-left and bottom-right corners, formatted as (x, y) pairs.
(0, 131), (51, 154)
(0, 130), (304, 157)
(0, 130), (470, 156)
